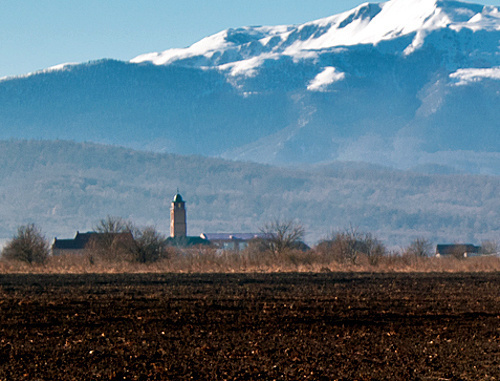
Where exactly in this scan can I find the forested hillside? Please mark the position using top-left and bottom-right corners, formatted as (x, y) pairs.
(0, 140), (498, 246)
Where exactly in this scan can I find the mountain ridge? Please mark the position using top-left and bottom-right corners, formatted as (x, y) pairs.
(0, 0), (498, 172)
(131, 0), (499, 71)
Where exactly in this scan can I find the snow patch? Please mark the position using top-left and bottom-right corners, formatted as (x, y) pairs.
(0, 62), (78, 82)
(131, 30), (231, 66)
(288, 50), (321, 63)
(219, 53), (279, 77)
(44, 63), (79, 72)
(450, 67), (500, 85)
(307, 67), (345, 92)
(404, 30), (428, 55)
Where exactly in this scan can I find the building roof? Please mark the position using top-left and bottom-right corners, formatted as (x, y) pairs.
(52, 231), (133, 250)
(200, 233), (270, 241)
(52, 231), (94, 250)
(436, 244), (481, 255)
(165, 236), (209, 247)
(172, 193), (184, 203)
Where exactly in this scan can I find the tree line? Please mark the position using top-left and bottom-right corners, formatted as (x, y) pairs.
(2, 217), (471, 268)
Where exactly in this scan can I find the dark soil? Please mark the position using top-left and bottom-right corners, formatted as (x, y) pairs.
(1, 273), (500, 380)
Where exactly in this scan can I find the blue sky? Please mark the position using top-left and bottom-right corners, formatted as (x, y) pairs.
(1, 0), (497, 78)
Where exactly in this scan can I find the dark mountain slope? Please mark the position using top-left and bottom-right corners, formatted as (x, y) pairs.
(0, 0), (498, 172)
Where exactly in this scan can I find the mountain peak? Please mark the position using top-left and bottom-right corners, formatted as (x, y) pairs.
(1, 0), (499, 174)
(131, 0), (498, 69)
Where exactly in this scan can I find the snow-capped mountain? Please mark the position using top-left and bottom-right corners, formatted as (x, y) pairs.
(132, 0), (500, 69)
(0, 0), (499, 173)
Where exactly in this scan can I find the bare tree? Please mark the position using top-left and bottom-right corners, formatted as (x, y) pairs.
(94, 216), (130, 234)
(260, 219), (305, 255)
(89, 217), (168, 263)
(87, 216), (134, 262)
(334, 228), (360, 265)
(362, 233), (386, 266)
(2, 223), (49, 264)
(130, 226), (167, 263)
(406, 238), (432, 257)
(316, 227), (385, 265)
(448, 244), (470, 259)
(481, 240), (499, 255)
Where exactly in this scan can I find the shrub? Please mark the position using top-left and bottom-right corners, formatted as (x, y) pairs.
(315, 228), (386, 266)
(1, 223), (49, 264)
(130, 226), (167, 263)
(259, 219), (306, 255)
(86, 216), (134, 262)
(361, 233), (386, 266)
(86, 217), (169, 264)
(405, 238), (432, 257)
(481, 240), (499, 255)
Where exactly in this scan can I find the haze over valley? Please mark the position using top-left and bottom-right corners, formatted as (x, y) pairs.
(0, 140), (498, 247)
(0, 0), (498, 246)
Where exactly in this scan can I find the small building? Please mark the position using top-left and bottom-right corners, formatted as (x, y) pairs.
(51, 231), (133, 256)
(200, 233), (269, 251)
(436, 244), (481, 258)
(165, 235), (210, 247)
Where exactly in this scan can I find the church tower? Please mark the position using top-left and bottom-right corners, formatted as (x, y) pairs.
(170, 192), (187, 238)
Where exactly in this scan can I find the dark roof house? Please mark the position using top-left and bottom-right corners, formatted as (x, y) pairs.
(51, 231), (134, 256)
(165, 235), (210, 247)
(200, 233), (270, 251)
(435, 244), (481, 258)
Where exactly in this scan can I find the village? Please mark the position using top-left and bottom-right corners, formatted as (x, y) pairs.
(49, 191), (494, 260)
(51, 192), (272, 256)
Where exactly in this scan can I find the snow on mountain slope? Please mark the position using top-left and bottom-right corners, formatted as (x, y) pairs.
(450, 66), (500, 85)
(307, 67), (346, 91)
(131, 0), (499, 74)
(132, 0), (500, 171)
(0, 0), (499, 174)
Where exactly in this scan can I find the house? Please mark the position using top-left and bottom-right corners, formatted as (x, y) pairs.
(51, 231), (134, 256)
(165, 235), (210, 247)
(52, 231), (96, 256)
(435, 244), (481, 258)
(200, 233), (270, 251)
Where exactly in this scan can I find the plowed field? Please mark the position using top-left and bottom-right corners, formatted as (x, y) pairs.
(1, 273), (499, 380)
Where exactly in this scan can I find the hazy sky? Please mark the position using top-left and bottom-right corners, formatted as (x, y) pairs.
(1, 0), (497, 78)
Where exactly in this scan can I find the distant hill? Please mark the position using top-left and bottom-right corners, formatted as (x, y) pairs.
(0, 140), (498, 247)
(0, 0), (499, 173)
